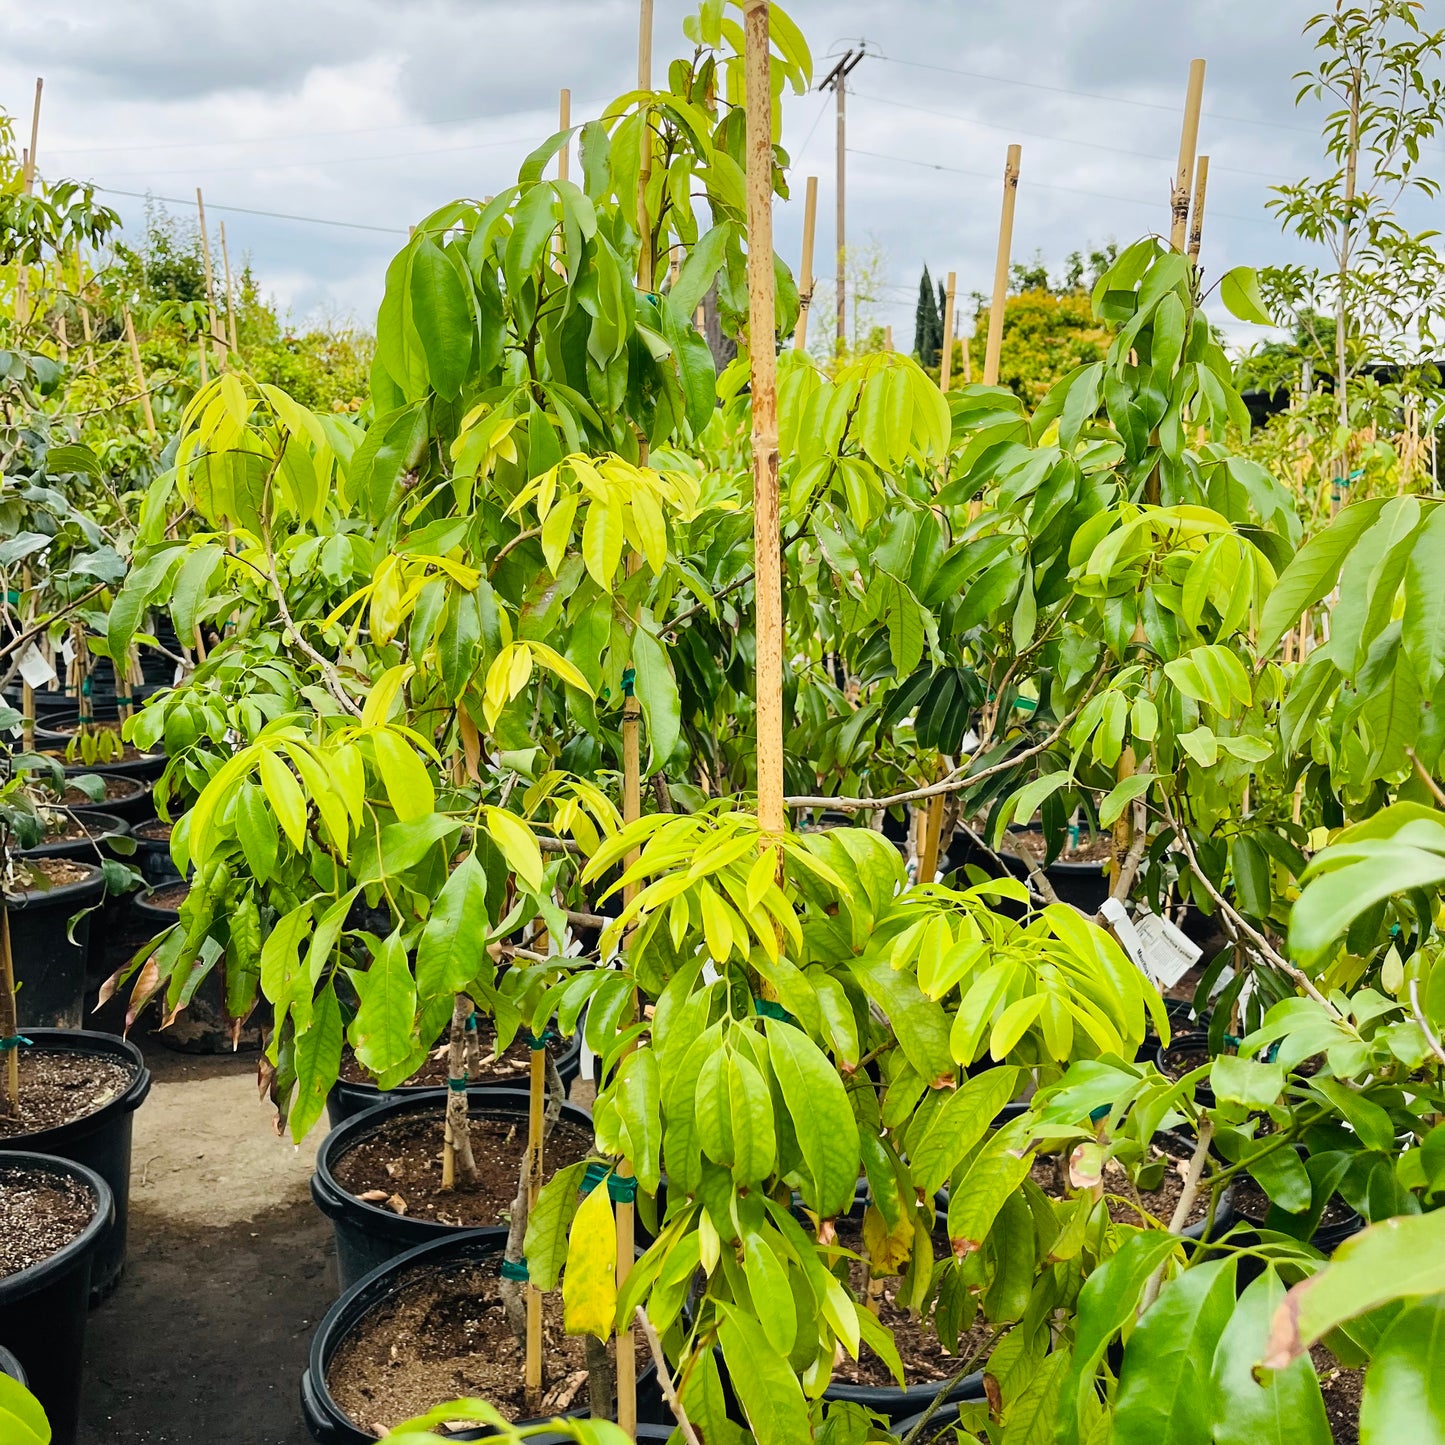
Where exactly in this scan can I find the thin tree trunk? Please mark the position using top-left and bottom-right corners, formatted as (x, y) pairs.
(441, 995), (477, 1189)
(1334, 63), (1361, 507)
(0, 905), (19, 1115)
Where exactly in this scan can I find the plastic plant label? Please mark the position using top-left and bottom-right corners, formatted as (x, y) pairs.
(17, 643), (57, 689)
(1132, 909), (1202, 989)
(60, 636), (76, 667)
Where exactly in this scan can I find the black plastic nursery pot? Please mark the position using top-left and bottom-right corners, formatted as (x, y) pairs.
(0, 1152), (114, 1445)
(0, 1346), (25, 1384)
(64, 774), (154, 826)
(1156, 1032), (1218, 1110)
(312, 1088), (597, 1291)
(299, 1230), (661, 1444)
(325, 1029), (585, 1129)
(130, 817), (183, 888)
(4, 861), (105, 1030)
(16, 810), (130, 866)
(0, 1030), (151, 1302)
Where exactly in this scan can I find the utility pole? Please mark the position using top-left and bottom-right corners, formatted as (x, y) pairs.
(819, 48), (864, 351)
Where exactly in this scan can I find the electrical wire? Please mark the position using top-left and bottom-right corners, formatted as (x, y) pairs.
(93, 185), (408, 235)
(849, 90), (1285, 183)
(845, 147), (1274, 225)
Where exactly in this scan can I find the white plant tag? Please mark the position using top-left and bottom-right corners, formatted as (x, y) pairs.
(18, 643), (58, 689)
(1133, 909), (1202, 990)
(1097, 897), (1147, 972)
(60, 636), (76, 667)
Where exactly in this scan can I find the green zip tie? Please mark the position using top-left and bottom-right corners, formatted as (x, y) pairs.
(499, 1257), (529, 1282)
(526, 1030), (555, 1051)
(621, 666), (636, 698)
(608, 1173), (639, 1204)
(466, 1012), (478, 1031)
(0, 1036), (32, 1052)
(447, 1075), (469, 1092)
(753, 997), (794, 1024)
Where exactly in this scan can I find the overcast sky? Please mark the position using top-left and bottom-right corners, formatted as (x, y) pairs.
(2, 0), (1437, 348)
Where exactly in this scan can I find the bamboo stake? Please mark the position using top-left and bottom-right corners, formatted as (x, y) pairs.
(197, 333), (209, 388)
(124, 308), (157, 438)
(195, 189), (226, 367)
(1169, 60), (1206, 252)
(16, 81), (42, 327)
(220, 221), (240, 355)
(884, 325), (893, 351)
(745, 0), (783, 843)
(1, 906), (18, 1115)
(20, 567), (35, 754)
(792, 175), (818, 350)
(614, 9), (655, 1437)
(525, 1038), (546, 1402)
(1187, 156), (1210, 264)
(983, 145), (1021, 387)
(558, 89), (572, 182)
(939, 270), (957, 391)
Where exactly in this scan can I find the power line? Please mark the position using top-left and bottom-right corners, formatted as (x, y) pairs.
(45, 98), (607, 157)
(850, 91), (1285, 183)
(845, 148), (1275, 225)
(93, 185), (407, 236)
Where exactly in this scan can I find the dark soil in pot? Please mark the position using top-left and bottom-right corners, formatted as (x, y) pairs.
(1231, 1176), (1362, 1249)
(47, 774), (154, 825)
(328, 1025), (583, 1128)
(330, 1109), (592, 1228)
(1028, 1134), (1233, 1239)
(16, 809), (129, 865)
(0, 1153), (113, 1445)
(327, 1257), (601, 1434)
(1157, 1033), (1217, 1108)
(130, 817), (182, 887)
(0, 1031), (151, 1302)
(4, 858), (104, 1029)
(1315, 1346), (1361, 1445)
(313, 1090), (596, 1290)
(825, 1214), (990, 1399)
(302, 1231), (660, 1444)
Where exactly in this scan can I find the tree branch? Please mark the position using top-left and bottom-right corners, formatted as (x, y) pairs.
(632, 1307), (703, 1445)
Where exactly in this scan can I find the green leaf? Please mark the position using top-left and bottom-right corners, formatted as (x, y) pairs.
(372, 729), (435, 823)
(348, 930), (418, 1087)
(562, 1177), (617, 1339)
(616, 1049), (662, 1194)
(1099, 773), (1154, 829)
(1404, 503), (1445, 692)
(1359, 1293), (1445, 1444)
(743, 1230), (798, 1357)
(258, 748), (308, 852)
(290, 982), (343, 1142)
(0, 1373), (49, 1445)
(524, 1160), (589, 1291)
(1264, 1212), (1445, 1369)
(726, 1049), (777, 1186)
(1209, 1269), (1330, 1445)
(1211, 1055), (1283, 1110)
(910, 1066), (1019, 1195)
(408, 238), (473, 399)
(854, 1304), (905, 1388)
(1219, 266), (1274, 325)
(416, 853), (491, 998)
(1001, 1349), (1070, 1445)
(484, 807), (544, 893)
(631, 624), (680, 773)
(171, 543), (225, 640)
(716, 1303), (812, 1445)
(946, 1129), (1031, 1256)
(1259, 499), (1387, 652)
(766, 1021), (860, 1218)
(671, 223), (731, 320)
(1060, 1230), (1180, 1445)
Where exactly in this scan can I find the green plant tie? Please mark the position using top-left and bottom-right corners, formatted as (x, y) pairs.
(753, 997), (794, 1024)
(581, 1161), (609, 1194)
(499, 1257), (529, 1282)
(81, 677), (92, 696)
(0, 1035), (33, 1052)
(466, 1012), (478, 1031)
(608, 1173), (639, 1204)
(621, 667), (636, 699)
(526, 1030), (555, 1051)
(447, 1075), (469, 1092)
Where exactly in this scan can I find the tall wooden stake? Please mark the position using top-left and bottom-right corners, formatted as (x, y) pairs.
(745, 0), (783, 843)
(1, 905), (18, 1114)
(558, 89), (572, 182)
(1170, 60), (1206, 252)
(635, 0), (656, 291)
(124, 308), (157, 438)
(983, 145), (1021, 388)
(195, 189), (226, 368)
(792, 175), (818, 351)
(939, 270), (958, 390)
(525, 1034), (546, 1404)
(220, 221), (240, 355)
(1187, 156), (1210, 264)
(16, 80), (43, 327)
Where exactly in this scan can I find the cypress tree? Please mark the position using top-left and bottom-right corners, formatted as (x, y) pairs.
(913, 264), (941, 367)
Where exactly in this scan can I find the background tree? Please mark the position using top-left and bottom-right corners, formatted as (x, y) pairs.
(912, 261), (942, 367)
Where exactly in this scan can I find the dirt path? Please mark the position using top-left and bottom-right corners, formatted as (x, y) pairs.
(77, 1039), (335, 1445)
